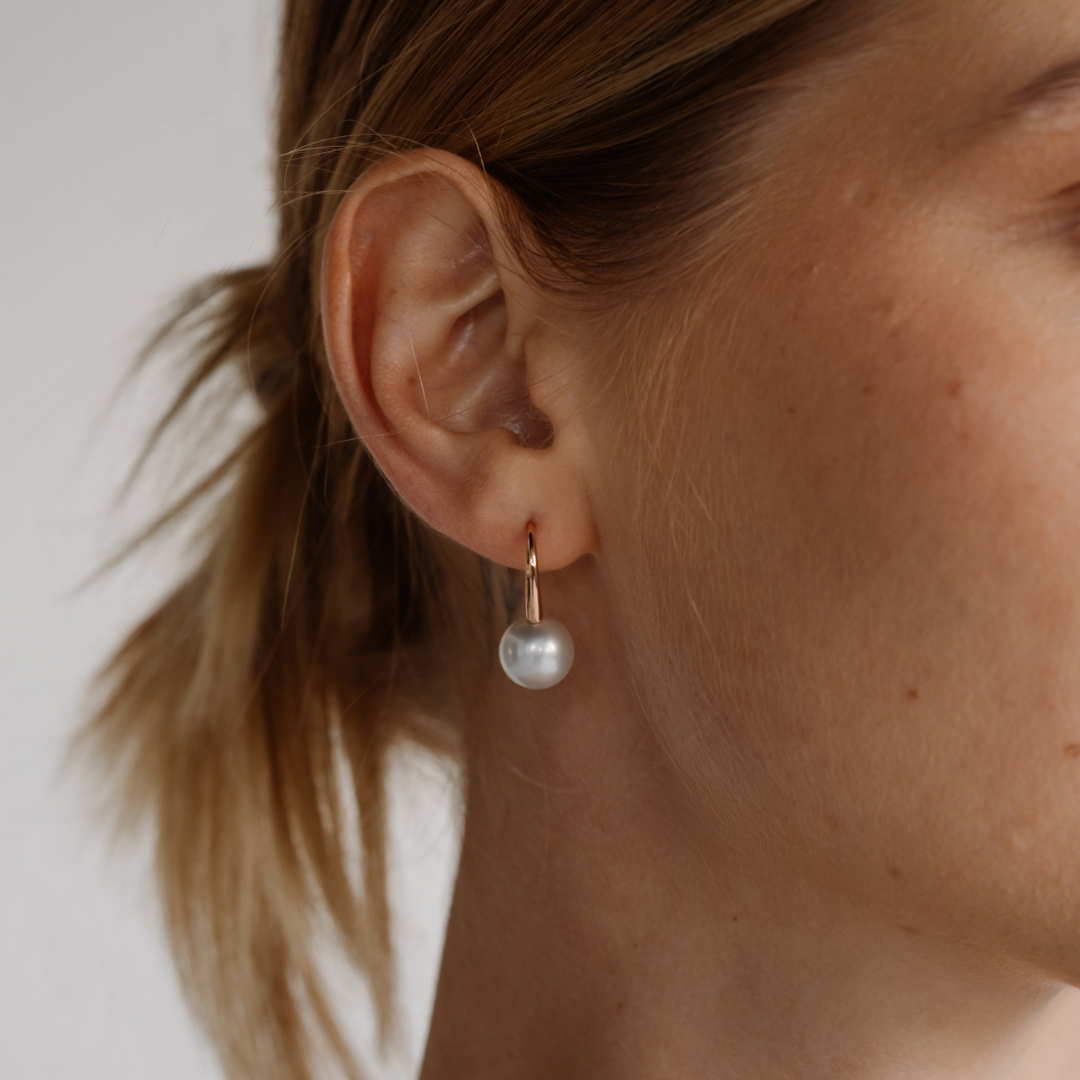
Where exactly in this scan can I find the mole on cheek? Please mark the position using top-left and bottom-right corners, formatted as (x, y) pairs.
(1063, 743), (1080, 759)
(947, 380), (963, 398)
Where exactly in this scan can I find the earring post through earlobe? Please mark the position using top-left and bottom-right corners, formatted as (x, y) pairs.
(498, 521), (575, 690)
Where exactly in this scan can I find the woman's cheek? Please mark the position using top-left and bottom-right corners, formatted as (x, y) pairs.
(700, 226), (1080, 869)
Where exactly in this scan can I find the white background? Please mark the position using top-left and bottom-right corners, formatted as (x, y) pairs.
(0, 2), (458, 1076)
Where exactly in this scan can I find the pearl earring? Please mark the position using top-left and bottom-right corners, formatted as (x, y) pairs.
(499, 523), (575, 689)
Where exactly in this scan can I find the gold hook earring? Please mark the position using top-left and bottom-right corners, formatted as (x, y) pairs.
(498, 523), (575, 689)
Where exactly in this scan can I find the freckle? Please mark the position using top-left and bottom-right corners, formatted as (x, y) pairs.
(947, 380), (963, 398)
(616, 1001), (626, 1013)
(787, 405), (797, 417)
(862, 384), (875, 396)
(899, 925), (921, 936)
(1063, 743), (1080, 759)
(732, 916), (739, 922)
(824, 813), (842, 833)
(888, 866), (902, 880)
(907, 688), (919, 702)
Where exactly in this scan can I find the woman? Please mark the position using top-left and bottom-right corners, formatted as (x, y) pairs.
(87, 0), (1080, 1076)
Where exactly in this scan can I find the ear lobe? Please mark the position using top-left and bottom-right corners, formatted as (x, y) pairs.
(320, 151), (594, 570)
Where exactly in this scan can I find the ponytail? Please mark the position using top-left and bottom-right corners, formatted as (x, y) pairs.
(86, 265), (477, 1079)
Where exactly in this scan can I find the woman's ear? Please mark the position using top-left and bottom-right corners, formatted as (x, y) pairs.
(320, 150), (597, 570)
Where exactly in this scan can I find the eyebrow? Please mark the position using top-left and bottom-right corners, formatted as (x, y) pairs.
(1004, 57), (1080, 118)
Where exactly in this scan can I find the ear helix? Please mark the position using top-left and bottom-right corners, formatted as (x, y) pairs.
(498, 523), (575, 689)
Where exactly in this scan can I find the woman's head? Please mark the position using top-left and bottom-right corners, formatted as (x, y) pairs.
(88, 0), (1080, 1076)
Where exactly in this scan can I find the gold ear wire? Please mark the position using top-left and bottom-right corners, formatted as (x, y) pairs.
(525, 523), (541, 624)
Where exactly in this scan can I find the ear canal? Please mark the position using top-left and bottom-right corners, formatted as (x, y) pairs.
(506, 404), (555, 449)
(429, 361), (555, 448)
(421, 271), (555, 448)
(488, 379), (555, 449)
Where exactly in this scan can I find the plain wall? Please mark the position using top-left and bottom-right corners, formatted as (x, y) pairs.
(0, 2), (458, 1076)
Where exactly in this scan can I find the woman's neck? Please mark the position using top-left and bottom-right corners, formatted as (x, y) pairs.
(418, 592), (1080, 1080)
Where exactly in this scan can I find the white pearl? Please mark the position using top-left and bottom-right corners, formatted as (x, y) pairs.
(499, 617), (575, 690)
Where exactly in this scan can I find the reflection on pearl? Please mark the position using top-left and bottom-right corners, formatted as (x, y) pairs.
(499, 617), (575, 689)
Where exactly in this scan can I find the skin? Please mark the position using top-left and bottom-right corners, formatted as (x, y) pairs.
(321, 0), (1080, 1075)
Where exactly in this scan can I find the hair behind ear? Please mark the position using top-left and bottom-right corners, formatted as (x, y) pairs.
(80, 263), (488, 1080)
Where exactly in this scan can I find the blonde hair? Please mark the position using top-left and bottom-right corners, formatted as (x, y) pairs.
(84, 1), (869, 1078)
